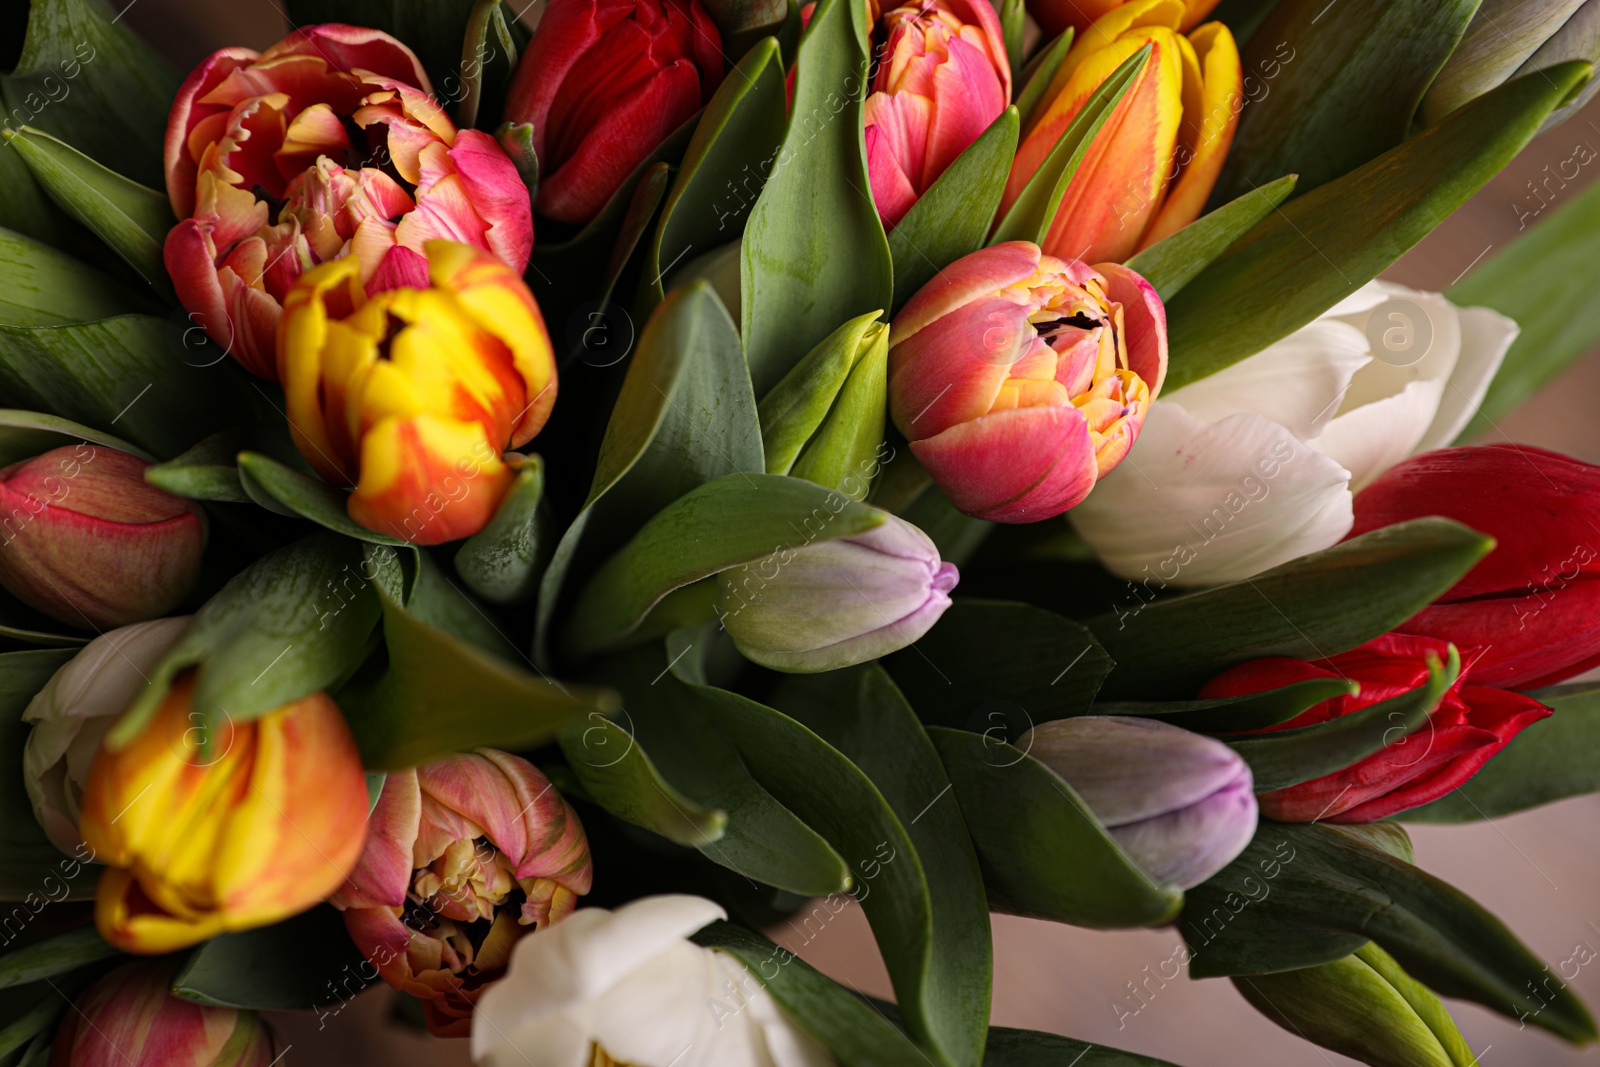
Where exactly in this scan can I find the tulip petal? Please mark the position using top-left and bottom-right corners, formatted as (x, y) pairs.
(912, 404), (1099, 521)
(1112, 772), (1256, 888)
(1315, 378), (1446, 491)
(1415, 305), (1519, 453)
(890, 239), (1043, 346)
(330, 769), (421, 910)
(164, 47), (261, 216)
(349, 414), (514, 545)
(1097, 261), (1168, 393)
(449, 129), (537, 272)
(1140, 21), (1242, 249)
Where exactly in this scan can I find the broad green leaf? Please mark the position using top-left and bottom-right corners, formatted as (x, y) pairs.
(1182, 822), (1598, 1044)
(566, 473), (885, 658)
(0, 135), (76, 249)
(144, 432), (249, 503)
(455, 456), (548, 605)
(535, 281), (761, 662)
(3, 127), (173, 297)
(0, 226), (148, 326)
(1213, 0), (1479, 201)
(889, 108), (1020, 311)
(0, 928), (115, 991)
(1093, 677), (1359, 734)
(2, 0), (180, 187)
(990, 45), (1149, 246)
(1164, 62), (1591, 390)
(1223, 647), (1457, 792)
(1452, 175), (1600, 439)
(983, 1027), (1182, 1066)
(930, 727), (1183, 928)
(1402, 682), (1600, 822)
(741, 0), (893, 395)
(1124, 174), (1297, 300)
(884, 599), (1112, 731)
(453, 0), (521, 130)
(283, 0), (479, 97)
(1089, 518), (1494, 699)
(236, 451), (411, 547)
(1014, 29), (1074, 130)
(0, 409), (145, 466)
(173, 906), (368, 1010)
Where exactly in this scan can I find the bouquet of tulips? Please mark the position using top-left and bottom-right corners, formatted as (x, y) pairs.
(4, 0), (1600, 1062)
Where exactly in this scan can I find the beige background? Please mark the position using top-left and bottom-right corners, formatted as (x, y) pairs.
(111, 1), (1600, 1062)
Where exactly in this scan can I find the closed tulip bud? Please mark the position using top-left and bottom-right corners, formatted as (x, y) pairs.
(716, 511), (958, 672)
(0, 446), (205, 630)
(1233, 943), (1478, 1067)
(50, 959), (274, 1067)
(78, 674), (370, 954)
(888, 241), (1167, 521)
(329, 749), (591, 1037)
(1351, 445), (1600, 688)
(163, 25), (534, 379)
(1021, 716), (1256, 889)
(1003, 0), (1242, 264)
(865, 0), (1011, 230)
(505, 0), (725, 225)
(278, 239), (557, 545)
(1421, 0), (1600, 128)
(23, 617), (190, 856)
(1027, 0), (1220, 41)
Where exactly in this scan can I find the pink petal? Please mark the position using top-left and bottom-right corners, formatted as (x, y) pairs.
(1097, 261), (1168, 395)
(865, 119), (922, 231)
(164, 47), (261, 215)
(328, 769), (421, 910)
(449, 129), (535, 272)
(267, 23), (432, 92)
(891, 240), (1043, 348)
(912, 404), (1099, 522)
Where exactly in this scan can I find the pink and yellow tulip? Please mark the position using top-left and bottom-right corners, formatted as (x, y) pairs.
(888, 241), (1166, 522)
(1002, 0), (1241, 264)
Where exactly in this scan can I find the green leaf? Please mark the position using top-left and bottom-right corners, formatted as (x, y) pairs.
(1092, 677), (1360, 734)
(1451, 174), (1600, 439)
(889, 107), (1020, 311)
(1124, 174), (1298, 300)
(1402, 682), (1600, 822)
(454, 456), (548, 605)
(0, 409), (146, 466)
(1000, 0), (1026, 85)
(1214, 0), (1478, 201)
(236, 451), (411, 546)
(0, 135), (75, 249)
(566, 473), (885, 658)
(929, 726), (1183, 929)
(453, 0), (521, 130)
(1182, 822), (1598, 1044)
(0, 928), (116, 991)
(1089, 518), (1494, 699)
(144, 432), (249, 503)
(761, 312), (885, 475)
(1224, 647), (1458, 792)
(741, 0), (893, 395)
(1014, 29), (1074, 130)
(0, 979), (77, 1061)
(173, 906), (367, 1010)
(1164, 62), (1592, 391)
(282, 0), (478, 96)
(983, 1027), (1182, 1066)
(990, 45), (1149, 247)
(2, 127), (173, 297)
(0, 226), (149, 326)
(2, 0), (181, 187)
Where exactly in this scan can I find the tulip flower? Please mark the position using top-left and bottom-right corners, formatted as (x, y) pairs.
(0, 446), (206, 630)
(329, 749), (592, 1037)
(1002, 0), (1242, 264)
(50, 959), (274, 1067)
(887, 241), (1166, 522)
(1420, 0), (1600, 127)
(22, 617), (189, 856)
(1351, 445), (1600, 689)
(164, 24), (534, 378)
(1071, 281), (1519, 587)
(1021, 715), (1256, 888)
(278, 239), (557, 545)
(716, 511), (958, 672)
(472, 895), (832, 1067)
(78, 673), (370, 953)
(864, 0), (1011, 230)
(504, 0), (725, 225)
(1201, 634), (1551, 822)
(1027, 0), (1220, 40)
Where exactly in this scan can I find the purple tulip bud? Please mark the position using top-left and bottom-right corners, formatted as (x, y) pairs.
(716, 511), (958, 673)
(1022, 715), (1258, 889)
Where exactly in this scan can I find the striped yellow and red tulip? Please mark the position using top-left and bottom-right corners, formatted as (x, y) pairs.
(1026, 0), (1220, 41)
(329, 750), (591, 1037)
(278, 240), (557, 545)
(1001, 0), (1242, 264)
(78, 674), (370, 954)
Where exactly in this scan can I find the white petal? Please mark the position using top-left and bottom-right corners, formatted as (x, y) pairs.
(1317, 379), (1446, 490)
(1324, 279), (1391, 318)
(1330, 288), (1460, 414)
(1415, 305), (1519, 452)
(476, 1014), (593, 1067)
(590, 941), (747, 1067)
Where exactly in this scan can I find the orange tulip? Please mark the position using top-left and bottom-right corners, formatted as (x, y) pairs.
(1027, 0), (1220, 40)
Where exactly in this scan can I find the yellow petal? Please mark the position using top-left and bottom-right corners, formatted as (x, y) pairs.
(1140, 21), (1242, 249)
(1031, 0), (1186, 137)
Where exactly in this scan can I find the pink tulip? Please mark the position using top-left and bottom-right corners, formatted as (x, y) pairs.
(888, 241), (1167, 522)
(163, 24), (534, 379)
(865, 0), (1011, 230)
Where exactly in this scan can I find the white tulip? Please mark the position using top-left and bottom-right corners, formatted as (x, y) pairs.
(471, 895), (834, 1067)
(22, 617), (190, 856)
(1070, 281), (1518, 588)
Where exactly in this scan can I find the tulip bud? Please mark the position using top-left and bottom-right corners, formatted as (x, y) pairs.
(78, 674), (370, 954)
(1233, 943), (1478, 1067)
(715, 511), (958, 672)
(888, 242), (1167, 522)
(0, 446), (205, 629)
(1021, 716), (1256, 889)
(278, 239), (557, 545)
(329, 749), (591, 1037)
(505, 0), (725, 225)
(865, 0), (1011, 229)
(163, 25), (534, 379)
(1421, 0), (1600, 128)
(1027, 0), (1221, 40)
(22, 617), (189, 856)
(51, 959), (274, 1067)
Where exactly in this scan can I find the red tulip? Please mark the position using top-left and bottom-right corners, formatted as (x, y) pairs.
(504, 0), (724, 225)
(865, 0), (1011, 230)
(164, 24), (534, 378)
(1200, 634), (1551, 823)
(1351, 444), (1600, 688)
